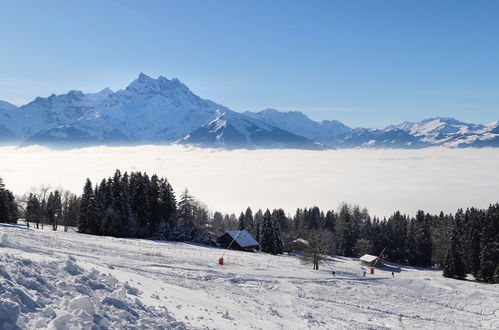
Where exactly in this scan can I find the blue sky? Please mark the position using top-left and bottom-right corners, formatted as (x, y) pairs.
(0, 0), (498, 127)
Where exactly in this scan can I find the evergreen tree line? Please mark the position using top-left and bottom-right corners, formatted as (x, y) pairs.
(78, 170), (177, 239)
(0, 177), (18, 224)
(2, 171), (498, 282)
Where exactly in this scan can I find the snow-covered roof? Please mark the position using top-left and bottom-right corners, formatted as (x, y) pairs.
(359, 254), (378, 263)
(292, 238), (310, 246)
(226, 230), (259, 248)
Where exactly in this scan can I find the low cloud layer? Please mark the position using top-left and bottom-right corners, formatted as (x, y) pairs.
(1, 145), (498, 218)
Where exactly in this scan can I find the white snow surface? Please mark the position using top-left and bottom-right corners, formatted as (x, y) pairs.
(0, 224), (498, 329)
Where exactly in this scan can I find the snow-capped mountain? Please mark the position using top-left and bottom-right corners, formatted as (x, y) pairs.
(385, 118), (499, 148)
(180, 109), (319, 149)
(0, 74), (497, 149)
(330, 127), (429, 149)
(244, 109), (351, 145)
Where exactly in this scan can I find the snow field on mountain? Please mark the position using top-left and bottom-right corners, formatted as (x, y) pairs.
(1, 146), (499, 218)
(1, 224), (498, 329)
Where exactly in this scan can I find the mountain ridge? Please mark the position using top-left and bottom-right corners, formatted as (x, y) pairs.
(0, 74), (498, 149)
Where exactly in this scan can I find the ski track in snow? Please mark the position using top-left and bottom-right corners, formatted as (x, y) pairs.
(1, 224), (498, 329)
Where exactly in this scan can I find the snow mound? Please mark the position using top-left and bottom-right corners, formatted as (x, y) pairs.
(0, 254), (186, 329)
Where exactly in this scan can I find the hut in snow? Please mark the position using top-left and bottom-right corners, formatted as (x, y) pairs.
(359, 254), (384, 268)
(218, 230), (259, 252)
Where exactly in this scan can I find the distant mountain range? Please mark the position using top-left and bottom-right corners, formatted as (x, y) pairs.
(0, 73), (498, 149)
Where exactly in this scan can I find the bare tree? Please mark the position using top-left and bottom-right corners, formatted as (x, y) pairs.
(301, 230), (335, 270)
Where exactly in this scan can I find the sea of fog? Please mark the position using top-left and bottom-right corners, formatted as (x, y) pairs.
(1, 145), (498, 218)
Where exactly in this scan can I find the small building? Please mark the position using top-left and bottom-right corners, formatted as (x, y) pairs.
(359, 254), (384, 267)
(218, 230), (259, 252)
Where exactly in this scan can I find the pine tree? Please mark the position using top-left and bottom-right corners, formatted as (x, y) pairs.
(443, 211), (467, 279)
(0, 177), (15, 223)
(466, 208), (483, 277)
(244, 207), (254, 231)
(272, 211), (284, 255)
(177, 188), (195, 229)
(148, 174), (161, 235)
(78, 179), (99, 235)
(238, 212), (245, 230)
(45, 192), (56, 230)
(260, 209), (276, 254)
(324, 210), (336, 232)
(479, 204), (499, 283)
(158, 179), (176, 231)
(254, 209), (263, 245)
(25, 193), (41, 229)
(335, 203), (357, 257)
(130, 172), (151, 237)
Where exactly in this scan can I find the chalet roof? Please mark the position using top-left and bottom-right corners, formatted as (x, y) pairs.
(225, 230), (259, 248)
(359, 254), (378, 263)
(292, 238), (310, 246)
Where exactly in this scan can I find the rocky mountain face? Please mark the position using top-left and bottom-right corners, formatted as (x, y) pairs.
(0, 74), (497, 149)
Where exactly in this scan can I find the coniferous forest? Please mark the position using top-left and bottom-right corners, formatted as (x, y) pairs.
(0, 170), (497, 283)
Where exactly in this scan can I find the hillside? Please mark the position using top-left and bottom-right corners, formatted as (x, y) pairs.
(0, 224), (497, 329)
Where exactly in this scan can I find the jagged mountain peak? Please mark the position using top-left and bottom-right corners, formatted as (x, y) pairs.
(126, 73), (192, 96)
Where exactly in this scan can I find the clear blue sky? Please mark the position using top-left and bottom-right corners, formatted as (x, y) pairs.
(1, 0), (498, 127)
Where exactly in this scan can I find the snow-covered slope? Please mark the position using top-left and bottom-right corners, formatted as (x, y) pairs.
(1, 224), (498, 329)
(180, 110), (320, 149)
(244, 109), (351, 145)
(0, 101), (20, 143)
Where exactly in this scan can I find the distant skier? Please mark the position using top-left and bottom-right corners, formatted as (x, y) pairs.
(332, 271), (336, 277)
(363, 270), (366, 277)
(391, 272), (394, 278)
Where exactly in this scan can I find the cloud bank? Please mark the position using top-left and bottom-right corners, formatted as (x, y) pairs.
(1, 145), (498, 218)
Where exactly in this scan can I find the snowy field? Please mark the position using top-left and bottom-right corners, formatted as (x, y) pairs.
(1, 145), (499, 217)
(1, 224), (498, 329)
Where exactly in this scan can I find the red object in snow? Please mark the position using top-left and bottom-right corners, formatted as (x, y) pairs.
(218, 257), (224, 265)
(370, 267), (374, 274)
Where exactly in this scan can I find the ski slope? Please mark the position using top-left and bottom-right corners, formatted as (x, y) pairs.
(0, 224), (498, 329)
